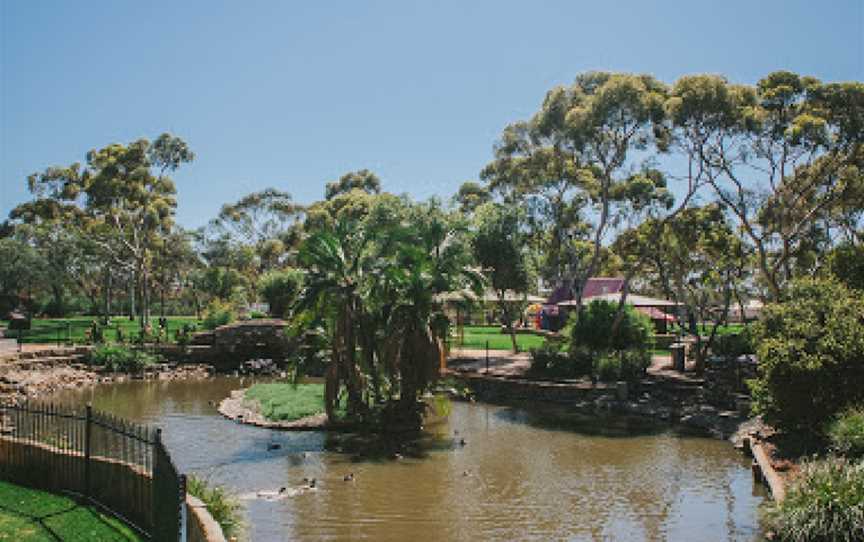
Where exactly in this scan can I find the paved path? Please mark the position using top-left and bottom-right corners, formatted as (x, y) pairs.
(447, 347), (705, 387)
(446, 348), (531, 376)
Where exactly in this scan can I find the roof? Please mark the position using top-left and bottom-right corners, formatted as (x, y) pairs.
(581, 277), (625, 298)
(437, 290), (545, 303)
(558, 292), (680, 308)
(544, 277), (625, 306)
(636, 306), (676, 321)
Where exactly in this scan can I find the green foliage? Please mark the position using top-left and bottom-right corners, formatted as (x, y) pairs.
(87, 345), (158, 372)
(186, 475), (243, 540)
(258, 269), (303, 318)
(202, 300), (235, 330)
(244, 383), (330, 421)
(593, 349), (651, 383)
(827, 406), (864, 459)
(711, 328), (755, 358)
(528, 342), (592, 378)
(750, 278), (864, 432)
(826, 243), (864, 292)
(570, 300), (654, 353)
(763, 458), (864, 542)
(471, 202), (529, 296)
(324, 169), (381, 200)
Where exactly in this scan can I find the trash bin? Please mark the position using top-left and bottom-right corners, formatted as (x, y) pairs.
(671, 343), (686, 372)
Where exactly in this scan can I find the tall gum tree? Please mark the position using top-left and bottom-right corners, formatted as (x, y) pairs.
(16, 134), (193, 328)
(482, 72), (675, 309)
(667, 72), (864, 299)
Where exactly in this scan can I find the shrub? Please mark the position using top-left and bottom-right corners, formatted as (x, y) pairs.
(203, 300), (235, 330)
(711, 327), (755, 358)
(186, 475), (243, 539)
(570, 300), (654, 353)
(259, 269), (303, 318)
(750, 278), (864, 432)
(763, 458), (864, 542)
(593, 349), (651, 382)
(88, 345), (158, 372)
(529, 343), (592, 378)
(826, 242), (864, 292)
(827, 406), (864, 459)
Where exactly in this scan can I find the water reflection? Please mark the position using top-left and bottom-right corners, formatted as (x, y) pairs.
(53, 377), (767, 541)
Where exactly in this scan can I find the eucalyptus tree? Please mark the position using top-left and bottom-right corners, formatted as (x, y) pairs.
(209, 188), (304, 267)
(0, 237), (46, 314)
(616, 204), (748, 371)
(324, 169), (381, 200)
(454, 181), (492, 215)
(471, 202), (529, 352)
(15, 134), (194, 327)
(667, 72), (864, 298)
(481, 72), (674, 307)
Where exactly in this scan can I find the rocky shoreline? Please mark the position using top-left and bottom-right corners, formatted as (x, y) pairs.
(0, 359), (213, 404)
(217, 388), (328, 430)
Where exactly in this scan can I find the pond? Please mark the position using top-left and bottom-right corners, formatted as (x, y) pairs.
(54, 377), (767, 541)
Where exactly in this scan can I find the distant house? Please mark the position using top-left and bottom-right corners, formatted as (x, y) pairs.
(545, 277), (679, 333)
(727, 299), (763, 322)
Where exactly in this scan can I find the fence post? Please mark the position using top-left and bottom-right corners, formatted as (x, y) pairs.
(179, 474), (187, 542)
(153, 428), (162, 539)
(485, 340), (489, 373)
(84, 403), (92, 499)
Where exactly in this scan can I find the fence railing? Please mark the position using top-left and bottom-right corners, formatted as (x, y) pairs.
(0, 402), (185, 541)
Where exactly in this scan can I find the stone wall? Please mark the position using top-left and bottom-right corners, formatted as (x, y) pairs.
(186, 494), (228, 542)
(165, 319), (291, 371)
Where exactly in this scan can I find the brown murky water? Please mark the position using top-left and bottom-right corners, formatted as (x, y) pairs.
(54, 378), (767, 541)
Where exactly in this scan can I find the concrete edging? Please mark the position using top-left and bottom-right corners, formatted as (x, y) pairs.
(749, 437), (786, 502)
(186, 494), (228, 542)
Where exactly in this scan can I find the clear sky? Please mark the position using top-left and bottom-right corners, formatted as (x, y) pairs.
(1, 0), (862, 229)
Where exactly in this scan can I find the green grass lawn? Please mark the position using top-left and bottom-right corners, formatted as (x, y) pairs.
(0, 316), (199, 344)
(0, 480), (142, 541)
(453, 325), (547, 351)
(244, 383), (332, 422)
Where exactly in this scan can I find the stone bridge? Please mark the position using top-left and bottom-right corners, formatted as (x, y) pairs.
(179, 319), (291, 371)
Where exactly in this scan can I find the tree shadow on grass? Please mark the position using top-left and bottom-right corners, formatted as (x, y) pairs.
(0, 496), (138, 541)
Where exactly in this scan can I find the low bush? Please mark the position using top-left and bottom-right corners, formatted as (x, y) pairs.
(593, 349), (651, 383)
(259, 269), (303, 318)
(711, 327), (755, 358)
(186, 475), (243, 539)
(570, 300), (654, 352)
(528, 338), (593, 378)
(827, 406), (864, 459)
(202, 300), (235, 330)
(750, 278), (864, 432)
(763, 458), (864, 542)
(88, 345), (159, 372)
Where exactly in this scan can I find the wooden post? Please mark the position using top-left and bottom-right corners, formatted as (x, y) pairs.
(485, 340), (489, 374)
(84, 403), (92, 499)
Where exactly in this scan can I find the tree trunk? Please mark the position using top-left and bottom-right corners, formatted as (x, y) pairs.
(50, 285), (63, 317)
(129, 272), (136, 321)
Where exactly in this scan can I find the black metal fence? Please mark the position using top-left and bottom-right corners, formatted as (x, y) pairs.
(0, 402), (185, 541)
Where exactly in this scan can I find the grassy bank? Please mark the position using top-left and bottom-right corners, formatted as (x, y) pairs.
(244, 383), (330, 422)
(453, 326), (546, 351)
(0, 316), (199, 344)
(0, 480), (142, 541)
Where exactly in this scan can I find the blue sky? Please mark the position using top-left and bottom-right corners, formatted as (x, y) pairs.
(2, 0), (862, 229)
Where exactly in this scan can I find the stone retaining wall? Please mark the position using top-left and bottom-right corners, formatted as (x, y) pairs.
(186, 494), (228, 542)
